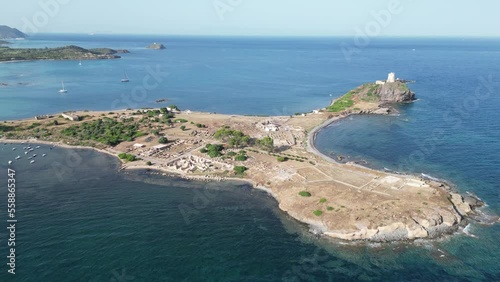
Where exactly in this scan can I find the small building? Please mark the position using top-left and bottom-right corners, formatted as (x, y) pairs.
(387, 72), (396, 83)
(133, 143), (145, 148)
(264, 123), (279, 132)
(375, 80), (386, 85)
(152, 144), (169, 151)
(312, 109), (321, 114)
(62, 113), (80, 121)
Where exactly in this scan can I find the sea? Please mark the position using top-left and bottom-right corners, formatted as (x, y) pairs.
(0, 34), (500, 281)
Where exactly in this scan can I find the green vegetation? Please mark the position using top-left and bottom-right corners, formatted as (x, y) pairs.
(158, 136), (168, 144)
(235, 154), (248, 161)
(319, 198), (327, 203)
(118, 153), (137, 162)
(0, 45), (121, 62)
(146, 161), (153, 166)
(361, 84), (381, 102)
(299, 191), (312, 197)
(214, 127), (251, 148)
(0, 124), (16, 133)
(313, 210), (323, 216)
(256, 136), (274, 152)
(168, 105), (179, 111)
(195, 123), (207, 128)
(180, 125), (186, 131)
(328, 91), (355, 112)
(276, 156), (288, 162)
(61, 118), (144, 146)
(327, 206), (334, 211)
(202, 144), (224, 158)
(234, 166), (248, 175)
(26, 123), (42, 129)
(174, 119), (188, 123)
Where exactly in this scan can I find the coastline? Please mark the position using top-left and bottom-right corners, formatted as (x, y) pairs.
(1, 108), (489, 242)
(1, 79), (493, 242)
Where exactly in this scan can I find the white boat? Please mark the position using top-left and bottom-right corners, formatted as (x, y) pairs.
(42, 154), (47, 157)
(33, 154), (37, 157)
(78, 60), (82, 66)
(121, 71), (130, 83)
(59, 81), (68, 93)
(28, 156), (32, 159)
(12, 148), (16, 151)
(24, 151), (28, 154)
(15, 156), (20, 160)
(36, 146), (40, 149)
(30, 160), (35, 164)
(8, 161), (12, 165)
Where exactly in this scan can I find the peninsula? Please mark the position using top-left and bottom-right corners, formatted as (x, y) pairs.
(0, 45), (128, 62)
(1, 75), (489, 242)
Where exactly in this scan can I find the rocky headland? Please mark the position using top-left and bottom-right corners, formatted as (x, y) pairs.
(1, 76), (494, 242)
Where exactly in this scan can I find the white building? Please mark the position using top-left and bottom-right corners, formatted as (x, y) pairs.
(62, 113), (80, 121)
(387, 72), (396, 83)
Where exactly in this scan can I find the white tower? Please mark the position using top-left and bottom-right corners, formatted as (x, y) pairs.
(387, 72), (396, 83)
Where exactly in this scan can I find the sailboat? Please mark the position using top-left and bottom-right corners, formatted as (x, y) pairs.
(59, 81), (67, 93)
(121, 71), (129, 83)
(78, 60), (82, 66)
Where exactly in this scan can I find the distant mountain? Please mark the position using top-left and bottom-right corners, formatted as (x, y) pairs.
(0, 25), (27, 39)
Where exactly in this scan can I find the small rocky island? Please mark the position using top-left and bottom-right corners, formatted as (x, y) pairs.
(0, 45), (129, 62)
(1, 73), (494, 242)
(146, 43), (166, 50)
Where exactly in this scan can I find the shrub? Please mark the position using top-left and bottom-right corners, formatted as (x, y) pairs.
(234, 166), (248, 175)
(298, 191), (311, 197)
(159, 137), (168, 144)
(327, 206), (334, 211)
(313, 210), (323, 216)
(227, 151), (237, 157)
(235, 155), (247, 161)
(146, 161), (152, 166)
(277, 156), (288, 162)
(180, 125), (186, 131)
(319, 198), (327, 203)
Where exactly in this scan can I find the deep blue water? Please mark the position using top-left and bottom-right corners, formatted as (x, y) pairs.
(1, 35), (500, 281)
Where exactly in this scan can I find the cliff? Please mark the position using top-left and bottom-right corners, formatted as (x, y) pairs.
(0, 25), (27, 39)
(377, 81), (415, 103)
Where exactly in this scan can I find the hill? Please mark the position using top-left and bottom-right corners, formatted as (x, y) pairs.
(0, 45), (126, 62)
(0, 25), (27, 39)
(327, 81), (415, 113)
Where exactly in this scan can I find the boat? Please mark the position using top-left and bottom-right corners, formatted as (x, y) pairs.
(59, 81), (68, 93)
(12, 148), (16, 151)
(28, 156), (32, 159)
(24, 151), (28, 154)
(42, 154), (47, 157)
(30, 160), (35, 164)
(8, 161), (12, 165)
(15, 156), (20, 160)
(33, 154), (37, 157)
(78, 60), (82, 66)
(121, 71), (130, 83)
(36, 146), (40, 149)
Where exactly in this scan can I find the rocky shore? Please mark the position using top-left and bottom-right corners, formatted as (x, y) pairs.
(2, 78), (495, 242)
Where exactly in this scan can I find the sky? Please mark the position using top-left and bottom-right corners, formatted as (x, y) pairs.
(1, 0), (499, 37)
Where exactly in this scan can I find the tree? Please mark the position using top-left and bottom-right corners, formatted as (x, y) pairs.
(257, 137), (274, 152)
(180, 125), (186, 131)
(234, 166), (248, 175)
(159, 136), (168, 144)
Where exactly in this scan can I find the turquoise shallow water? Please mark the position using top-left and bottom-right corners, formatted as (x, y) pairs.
(0, 35), (500, 281)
